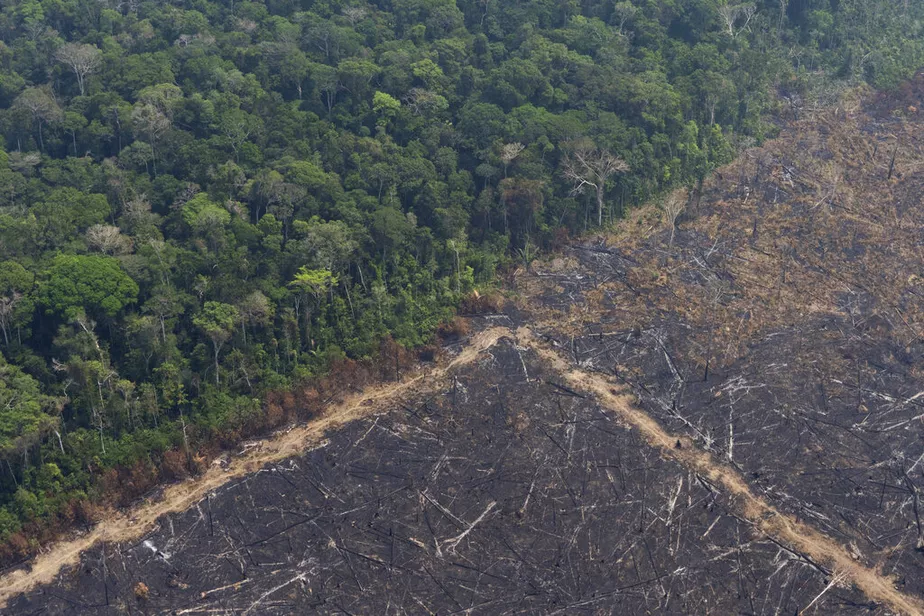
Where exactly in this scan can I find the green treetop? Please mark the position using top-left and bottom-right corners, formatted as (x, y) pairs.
(40, 254), (139, 320)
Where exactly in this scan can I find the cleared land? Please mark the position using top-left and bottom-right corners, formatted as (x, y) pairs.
(518, 78), (924, 603)
(1, 335), (897, 614)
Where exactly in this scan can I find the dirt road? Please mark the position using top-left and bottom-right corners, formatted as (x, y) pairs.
(516, 325), (924, 616)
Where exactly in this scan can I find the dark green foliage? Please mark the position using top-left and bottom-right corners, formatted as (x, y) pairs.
(0, 354), (57, 461)
(0, 0), (921, 550)
(40, 254), (139, 320)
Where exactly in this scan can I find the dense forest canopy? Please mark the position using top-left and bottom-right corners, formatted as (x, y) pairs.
(0, 0), (922, 555)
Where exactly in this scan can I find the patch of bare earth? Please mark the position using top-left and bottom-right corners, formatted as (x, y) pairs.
(512, 79), (924, 610)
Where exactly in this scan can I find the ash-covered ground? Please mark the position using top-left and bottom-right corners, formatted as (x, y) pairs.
(5, 339), (876, 614)
(518, 79), (924, 603)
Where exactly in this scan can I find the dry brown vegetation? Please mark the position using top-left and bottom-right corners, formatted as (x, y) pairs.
(7, 328), (900, 615)
(528, 83), (924, 373)
(458, 288), (506, 315)
(0, 330), (430, 570)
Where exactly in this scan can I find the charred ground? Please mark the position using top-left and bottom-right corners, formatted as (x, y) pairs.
(3, 339), (880, 614)
(519, 78), (924, 601)
(6, 81), (924, 614)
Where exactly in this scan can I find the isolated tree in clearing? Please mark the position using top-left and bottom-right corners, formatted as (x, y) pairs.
(662, 192), (686, 247)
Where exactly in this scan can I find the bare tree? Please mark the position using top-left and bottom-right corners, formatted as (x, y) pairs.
(8, 151), (41, 175)
(14, 87), (63, 152)
(0, 292), (22, 346)
(24, 21), (51, 43)
(613, 1), (638, 36)
(717, 3), (756, 38)
(114, 0), (141, 15)
(479, 0), (490, 26)
(342, 6), (367, 26)
(119, 194), (159, 237)
(219, 109), (258, 162)
(402, 88), (446, 116)
(662, 191), (686, 247)
(561, 141), (629, 227)
(86, 224), (133, 255)
(131, 103), (171, 175)
(55, 43), (102, 95)
(236, 290), (273, 344)
(777, 0), (788, 35)
(499, 142), (524, 178)
(236, 18), (258, 34)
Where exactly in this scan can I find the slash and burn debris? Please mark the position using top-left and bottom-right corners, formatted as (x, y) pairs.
(2, 339), (891, 615)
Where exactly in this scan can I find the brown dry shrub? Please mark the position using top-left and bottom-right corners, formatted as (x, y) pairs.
(3, 532), (30, 559)
(459, 290), (504, 314)
(160, 449), (189, 481)
(194, 442), (220, 463)
(264, 400), (285, 428)
(134, 581), (150, 600)
(99, 468), (120, 496)
(69, 498), (101, 525)
(55, 500), (76, 526)
(323, 358), (364, 397)
(189, 454), (208, 475)
(278, 390), (298, 418)
(296, 385), (323, 418)
(437, 316), (471, 341)
(122, 462), (158, 504)
(0, 307), (465, 569)
(549, 226), (571, 251)
(376, 336), (414, 381)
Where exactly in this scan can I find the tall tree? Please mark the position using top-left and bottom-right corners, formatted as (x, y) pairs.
(0, 261), (33, 346)
(193, 302), (238, 385)
(717, 3), (757, 38)
(54, 43), (102, 95)
(289, 267), (336, 350)
(562, 141), (629, 226)
(39, 255), (139, 321)
(13, 88), (62, 152)
(0, 354), (58, 470)
(236, 291), (273, 344)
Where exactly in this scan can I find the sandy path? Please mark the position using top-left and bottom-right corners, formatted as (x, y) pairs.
(0, 327), (509, 609)
(516, 326), (924, 616)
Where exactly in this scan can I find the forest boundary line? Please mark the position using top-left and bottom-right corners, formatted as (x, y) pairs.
(5, 323), (923, 615)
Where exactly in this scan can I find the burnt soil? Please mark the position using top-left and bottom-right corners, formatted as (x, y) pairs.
(3, 340), (881, 614)
(6, 80), (924, 614)
(517, 80), (924, 605)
